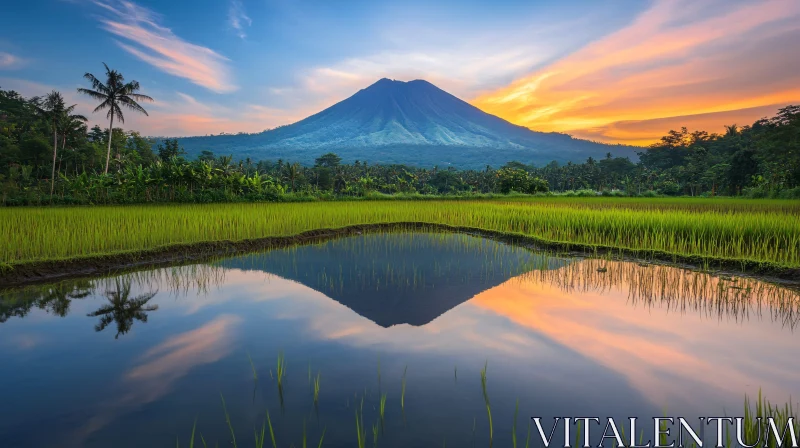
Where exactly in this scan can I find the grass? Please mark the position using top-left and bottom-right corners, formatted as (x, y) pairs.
(481, 361), (493, 448)
(356, 396), (367, 448)
(2, 198), (799, 269)
(220, 394), (237, 448)
(313, 372), (321, 405)
(247, 352), (258, 381)
(401, 365), (407, 412)
(275, 352), (286, 388)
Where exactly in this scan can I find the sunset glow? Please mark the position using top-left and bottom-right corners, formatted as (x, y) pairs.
(2, 0), (799, 140)
(472, 0), (800, 145)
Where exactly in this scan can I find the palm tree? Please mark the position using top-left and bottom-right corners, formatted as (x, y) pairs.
(37, 91), (87, 194)
(77, 63), (153, 174)
(58, 114), (89, 175)
(38, 280), (93, 317)
(724, 124), (739, 137)
(87, 279), (159, 339)
(286, 162), (300, 192)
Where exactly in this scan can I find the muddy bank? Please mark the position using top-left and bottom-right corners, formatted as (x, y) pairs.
(1, 222), (798, 289)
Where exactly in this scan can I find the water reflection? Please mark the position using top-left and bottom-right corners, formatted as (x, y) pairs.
(87, 279), (159, 339)
(1, 232), (799, 447)
(0, 279), (93, 322)
(2, 237), (797, 332)
(71, 315), (240, 446)
(220, 232), (570, 327)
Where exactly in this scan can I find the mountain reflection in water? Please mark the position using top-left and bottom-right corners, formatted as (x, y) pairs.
(0, 232), (798, 448)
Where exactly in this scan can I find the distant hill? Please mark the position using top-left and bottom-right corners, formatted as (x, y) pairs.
(176, 78), (636, 169)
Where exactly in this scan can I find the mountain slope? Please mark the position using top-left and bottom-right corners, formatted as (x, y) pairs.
(176, 78), (636, 168)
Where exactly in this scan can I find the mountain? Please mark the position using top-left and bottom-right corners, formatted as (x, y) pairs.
(176, 78), (636, 169)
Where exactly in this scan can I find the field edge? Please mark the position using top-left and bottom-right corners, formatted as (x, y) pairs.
(2, 222), (799, 289)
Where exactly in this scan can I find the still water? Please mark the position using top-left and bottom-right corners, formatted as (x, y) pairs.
(0, 232), (798, 448)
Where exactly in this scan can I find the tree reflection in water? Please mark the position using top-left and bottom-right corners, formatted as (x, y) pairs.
(87, 279), (158, 339)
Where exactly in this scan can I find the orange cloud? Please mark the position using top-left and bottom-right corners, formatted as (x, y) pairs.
(472, 0), (800, 145)
(140, 95), (305, 136)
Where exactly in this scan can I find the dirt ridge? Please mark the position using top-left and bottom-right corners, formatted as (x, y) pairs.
(1, 222), (798, 289)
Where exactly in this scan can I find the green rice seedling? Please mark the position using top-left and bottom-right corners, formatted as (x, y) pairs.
(177, 418), (197, 448)
(266, 411), (277, 448)
(737, 390), (799, 448)
(481, 361), (493, 447)
(313, 372), (321, 405)
(401, 365), (408, 411)
(372, 420), (379, 447)
(254, 417), (266, 448)
(379, 393), (386, 421)
(4, 199), (799, 270)
(318, 427), (326, 448)
(276, 352), (286, 388)
(525, 419), (532, 448)
(220, 394), (237, 448)
(356, 397), (367, 448)
(247, 352), (258, 381)
(512, 399), (519, 448)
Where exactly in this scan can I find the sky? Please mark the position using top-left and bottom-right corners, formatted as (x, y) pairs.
(1, 0), (799, 145)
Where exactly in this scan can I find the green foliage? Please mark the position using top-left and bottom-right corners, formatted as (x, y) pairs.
(3, 81), (800, 200)
(314, 152), (341, 168)
(496, 167), (548, 194)
(158, 138), (186, 161)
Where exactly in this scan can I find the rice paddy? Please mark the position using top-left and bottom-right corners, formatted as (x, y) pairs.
(1, 198), (799, 270)
(2, 231), (799, 447)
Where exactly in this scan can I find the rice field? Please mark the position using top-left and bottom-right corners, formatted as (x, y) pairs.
(1, 198), (799, 267)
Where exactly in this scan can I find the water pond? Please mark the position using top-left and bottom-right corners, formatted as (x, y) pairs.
(1, 232), (798, 447)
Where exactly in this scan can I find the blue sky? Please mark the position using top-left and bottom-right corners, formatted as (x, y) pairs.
(1, 0), (799, 143)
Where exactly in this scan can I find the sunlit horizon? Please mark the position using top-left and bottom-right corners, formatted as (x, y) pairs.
(2, 0), (799, 145)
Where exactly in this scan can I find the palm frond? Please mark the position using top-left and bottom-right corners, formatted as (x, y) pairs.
(77, 88), (109, 102)
(126, 92), (154, 103)
(82, 73), (107, 94)
(114, 104), (125, 123)
(119, 97), (150, 116)
(94, 98), (113, 114)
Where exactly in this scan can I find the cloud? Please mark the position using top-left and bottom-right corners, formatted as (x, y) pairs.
(472, 0), (800, 145)
(264, 11), (616, 115)
(93, 0), (237, 93)
(71, 315), (241, 445)
(228, 0), (251, 39)
(140, 92), (304, 136)
(0, 51), (25, 69)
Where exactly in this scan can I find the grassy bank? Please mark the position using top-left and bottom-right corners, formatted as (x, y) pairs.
(2, 198), (798, 269)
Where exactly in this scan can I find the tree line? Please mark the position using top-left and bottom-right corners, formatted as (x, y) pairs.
(2, 65), (799, 205)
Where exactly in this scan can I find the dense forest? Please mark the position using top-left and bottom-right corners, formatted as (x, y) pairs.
(2, 67), (799, 205)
